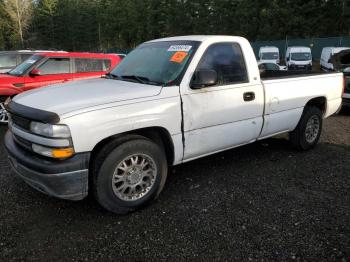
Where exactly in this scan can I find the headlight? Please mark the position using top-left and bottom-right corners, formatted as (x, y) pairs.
(30, 121), (71, 138)
(32, 144), (74, 159)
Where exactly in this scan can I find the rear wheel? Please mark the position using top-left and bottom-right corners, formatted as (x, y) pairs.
(289, 106), (323, 150)
(92, 136), (168, 214)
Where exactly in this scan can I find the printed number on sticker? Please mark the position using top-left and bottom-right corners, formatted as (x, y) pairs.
(168, 45), (192, 52)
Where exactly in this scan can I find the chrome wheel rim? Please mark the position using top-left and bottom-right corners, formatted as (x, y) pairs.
(305, 115), (320, 143)
(0, 102), (8, 123)
(112, 154), (157, 201)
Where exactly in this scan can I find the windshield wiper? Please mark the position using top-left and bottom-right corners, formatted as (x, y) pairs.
(120, 75), (163, 86)
(106, 73), (163, 86)
(120, 75), (147, 84)
(105, 73), (122, 80)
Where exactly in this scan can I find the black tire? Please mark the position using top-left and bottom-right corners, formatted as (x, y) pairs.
(289, 106), (323, 150)
(92, 136), (168, 214)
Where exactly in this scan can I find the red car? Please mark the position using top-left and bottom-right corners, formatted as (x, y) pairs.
(0, 52), (121, 123)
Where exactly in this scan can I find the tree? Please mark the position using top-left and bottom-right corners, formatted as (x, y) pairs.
(2, 0), (350, 51)
(3, 0), (33, 48)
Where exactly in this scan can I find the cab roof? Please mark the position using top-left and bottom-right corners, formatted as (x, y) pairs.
(36, 52), (120, 59)
(148, 35), (247, 43)
(260, 46), (279, 52)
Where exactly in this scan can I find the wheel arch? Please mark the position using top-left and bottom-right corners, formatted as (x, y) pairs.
(305, 96), (327, 115)
(90, 126), (175, 167)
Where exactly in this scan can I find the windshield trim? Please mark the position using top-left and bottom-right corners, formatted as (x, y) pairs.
(7, 55), (44, 76)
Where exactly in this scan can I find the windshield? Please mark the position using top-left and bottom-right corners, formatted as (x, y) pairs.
(261, 52), (278, 60)
(8, 55), (43, 76)
(0, 54), (17, 68)
(110, 41), (199, 86)
(291, 52), (311, 61)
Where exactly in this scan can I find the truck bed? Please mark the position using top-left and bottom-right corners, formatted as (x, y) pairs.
(260, 70), (339, 80)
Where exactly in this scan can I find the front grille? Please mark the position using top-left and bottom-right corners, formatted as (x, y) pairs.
(11, 114), (31, 131)
(13, 134), (32, 151)
(9, 113), (32, 152)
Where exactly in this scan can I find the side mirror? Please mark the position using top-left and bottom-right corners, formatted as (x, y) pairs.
(29, 69), (41, 77)
(190, 69), (218, 89)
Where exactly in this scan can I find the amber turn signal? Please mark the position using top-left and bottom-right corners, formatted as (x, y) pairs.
(51, 148), (74, 159)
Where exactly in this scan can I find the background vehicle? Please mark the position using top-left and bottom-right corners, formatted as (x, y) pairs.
(342, 68), (350, 107)
(5, 36), (343, 214)
(320, 47), (350, 71)
(285, 46), (312, 71)
(258, 46), (280, 64)
(258, 62), (287, 74)
(0, 50), (63, 73)
(330, 50), (350, 107)
(0, 52), (121, 123)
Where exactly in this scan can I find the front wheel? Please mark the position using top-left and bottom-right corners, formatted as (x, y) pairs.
(289, 106), (323, 150)
(93, 137), (168, 214)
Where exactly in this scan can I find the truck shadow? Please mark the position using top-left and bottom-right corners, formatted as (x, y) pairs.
(338, 107), (350, 115)
(6, 135), (350, 217)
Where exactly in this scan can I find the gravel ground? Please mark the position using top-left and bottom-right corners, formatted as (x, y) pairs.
(0, 110), (350, 262)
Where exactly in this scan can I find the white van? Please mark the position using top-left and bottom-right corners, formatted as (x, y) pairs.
(285, 46), (312, 71)
(320, 47), (350, 71)
(258, 46), (280, 64)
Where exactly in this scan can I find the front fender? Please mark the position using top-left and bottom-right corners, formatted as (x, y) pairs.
(61, 97), (182, 154)
(0, 86), (22, 97)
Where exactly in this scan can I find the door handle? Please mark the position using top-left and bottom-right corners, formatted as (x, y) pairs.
(243, 92), (255, 102)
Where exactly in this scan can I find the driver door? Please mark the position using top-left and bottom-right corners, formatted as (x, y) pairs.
(181, 42), (264, 160)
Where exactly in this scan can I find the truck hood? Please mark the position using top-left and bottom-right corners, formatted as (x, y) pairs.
(13, 78), (162, 115)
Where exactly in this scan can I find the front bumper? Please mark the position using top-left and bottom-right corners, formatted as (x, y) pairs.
(5, 131), (90, 201)
(288, 64), (312, 71)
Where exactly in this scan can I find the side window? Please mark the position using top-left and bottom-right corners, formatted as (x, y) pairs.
(38, 58), (70, 75)
(102, 59), (111, 71)
(19, 54), (33, 63)
(74, 58), (105, 73)
(265, 63), (280, 71)
(196, 42), (248, 86)
(0, 54), (17, 68)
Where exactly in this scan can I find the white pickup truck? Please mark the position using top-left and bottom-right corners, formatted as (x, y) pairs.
(5, 36), (344, 214)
